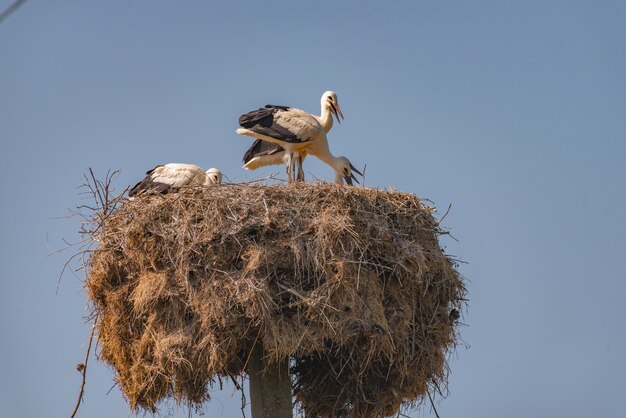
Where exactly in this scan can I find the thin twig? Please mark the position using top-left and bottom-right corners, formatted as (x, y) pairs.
(70, 319), (97, 418)
(240, 376), (247, 418)
(55, 168), (125, 293)
(426, 388), (441, 418)
(89, 169), (105, 214)
(276, 282), (308, 302)
(437, 230), (459, 242)
(361, 163), (367, 187)
(228, 372), (242, 390)
(56, 252), (83, 295)
(437, 203), (452, 225)
(223, 173), (282, 186)
(105, 381), (118, 395)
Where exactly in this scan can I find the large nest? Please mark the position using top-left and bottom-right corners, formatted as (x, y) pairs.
(85, 182), (465, 417)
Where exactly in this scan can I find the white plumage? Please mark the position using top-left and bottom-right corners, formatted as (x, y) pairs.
(129, 163), (222, 197)
(242, 92), (341, 172)
(238, 91), (361, 185)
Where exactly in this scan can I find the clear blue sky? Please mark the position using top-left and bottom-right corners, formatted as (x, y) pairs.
(1, 1), (625, 417)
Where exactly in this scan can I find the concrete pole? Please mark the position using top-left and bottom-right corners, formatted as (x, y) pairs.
(248, 344), (293, 418)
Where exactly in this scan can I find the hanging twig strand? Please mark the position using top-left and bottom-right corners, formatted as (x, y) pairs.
(70, 318), (97, 418)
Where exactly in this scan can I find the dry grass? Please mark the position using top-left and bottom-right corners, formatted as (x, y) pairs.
(84, 182), (465, 417)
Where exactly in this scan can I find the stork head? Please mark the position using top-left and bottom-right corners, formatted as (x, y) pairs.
(333, 156), (362, 186)
(322, 91), (344, 124)
(205, 167), (222, 187)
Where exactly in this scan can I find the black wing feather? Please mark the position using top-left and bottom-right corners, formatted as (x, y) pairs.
(129, 165), (167, 197)
(265, 104), (290, 111)
(144, 164), (163, 176)
(242, 139), (284, 164)
(238, 106), (300, 143)
(129, 179), (175, 197)
(239, 107), (274, 128)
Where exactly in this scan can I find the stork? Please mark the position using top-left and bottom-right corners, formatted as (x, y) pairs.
(241, 91), (341, 174)
(237, 91), (361, 184)
(129, 163), (222, 197)
(241, 139), (287, 171)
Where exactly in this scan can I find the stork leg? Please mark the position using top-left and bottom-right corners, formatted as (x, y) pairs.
(296, 153), (305, 182)
(283, 153), (293, 182)
(290, 154), (297, 183)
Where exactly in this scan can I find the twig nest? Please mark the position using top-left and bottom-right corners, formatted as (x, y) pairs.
(86, 183), (465, 417)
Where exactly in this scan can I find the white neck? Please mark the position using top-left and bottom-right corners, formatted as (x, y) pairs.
(313, 141), (345, 184)
(319, 101), (333, 133)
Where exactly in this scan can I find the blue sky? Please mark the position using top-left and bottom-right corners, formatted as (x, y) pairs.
(1, 1), (625, 417)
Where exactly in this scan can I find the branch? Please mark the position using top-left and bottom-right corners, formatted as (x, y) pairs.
(55, 168), (127, 292)
(437, 203), (452, 225)
(426, 388), (441, 418)
(70, 318), (97, 418)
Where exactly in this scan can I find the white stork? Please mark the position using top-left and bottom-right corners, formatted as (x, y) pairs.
(129, 163), (222, 197)
(241, 91), (341, 174)
(237, 91), (362, 185)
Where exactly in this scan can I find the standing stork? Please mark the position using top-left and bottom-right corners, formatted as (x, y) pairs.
(241, 91), (342, 174)
(129, 163), (222, 197)
(237, 91), (361, 184)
